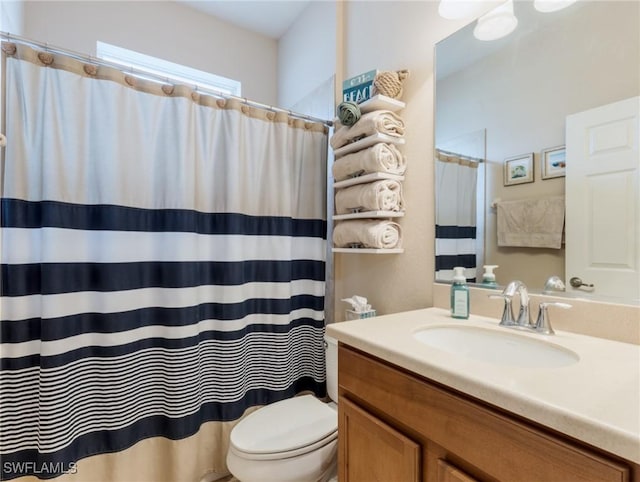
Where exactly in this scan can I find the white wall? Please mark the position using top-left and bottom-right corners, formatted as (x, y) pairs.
(278, 1), (470, 320)
(22, 1), (278, 105)
(436, 1), (640, 289)
(0, 0), (24, 34)
(277, 1), (336, 110)
(333, 1), (470, 320)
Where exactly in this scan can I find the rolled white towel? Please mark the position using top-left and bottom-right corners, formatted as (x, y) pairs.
(335, 180), (405, 214)
(330, 110), (405, 150)
(332, 143), (406, 181)
(333, 220), (403, 249)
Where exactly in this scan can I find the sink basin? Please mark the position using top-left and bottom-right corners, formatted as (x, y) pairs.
(413, 325), (579, 368)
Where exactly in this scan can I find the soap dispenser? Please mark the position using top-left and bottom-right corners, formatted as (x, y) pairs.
(481, 265), (499, 288)
(450, 267), (469, 319)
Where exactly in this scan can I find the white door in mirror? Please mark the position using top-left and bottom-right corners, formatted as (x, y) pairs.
(565, 96), (640, 301)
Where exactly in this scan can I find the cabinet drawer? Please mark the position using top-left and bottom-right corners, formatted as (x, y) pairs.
(339, 345), (631, 482)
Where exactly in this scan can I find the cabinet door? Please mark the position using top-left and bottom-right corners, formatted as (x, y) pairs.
(339, 396), (420, 481)
(437, 459), (479, 482)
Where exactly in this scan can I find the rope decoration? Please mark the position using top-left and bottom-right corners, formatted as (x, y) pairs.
(336, 101), (361, 127)
(372, 69), (410, 100)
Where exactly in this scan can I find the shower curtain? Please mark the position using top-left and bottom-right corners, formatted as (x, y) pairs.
(0, 43), (328, 481)
(435, 149), (478, 282)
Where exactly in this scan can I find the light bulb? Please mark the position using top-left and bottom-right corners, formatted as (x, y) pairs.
(473, 0), (518, 41)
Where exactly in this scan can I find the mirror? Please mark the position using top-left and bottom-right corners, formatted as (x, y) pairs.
(434, 0), (640, 303)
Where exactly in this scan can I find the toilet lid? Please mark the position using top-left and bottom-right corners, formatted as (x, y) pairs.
(230, 395), (338, 455)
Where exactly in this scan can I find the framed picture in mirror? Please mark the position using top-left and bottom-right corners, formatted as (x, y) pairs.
(504, 153), (534, 186)
(541, 145), (566, 179)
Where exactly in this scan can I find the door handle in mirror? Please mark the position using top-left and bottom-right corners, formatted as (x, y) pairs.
(569, 277), (594, 289)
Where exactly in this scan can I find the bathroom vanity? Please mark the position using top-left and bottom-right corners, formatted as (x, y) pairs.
(326, 308), (640, 481)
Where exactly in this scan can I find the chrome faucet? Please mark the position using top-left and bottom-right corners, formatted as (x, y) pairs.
(489, 280), (571, 335)
(502, 280), (532, 327)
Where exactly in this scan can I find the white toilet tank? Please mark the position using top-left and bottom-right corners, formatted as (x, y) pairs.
(325, 335), (338, 402)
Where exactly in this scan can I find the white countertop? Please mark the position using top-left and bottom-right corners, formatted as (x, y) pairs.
(326, 307), (640, 464)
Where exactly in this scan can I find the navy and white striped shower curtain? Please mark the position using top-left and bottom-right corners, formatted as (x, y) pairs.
(0, 44), (328, 480)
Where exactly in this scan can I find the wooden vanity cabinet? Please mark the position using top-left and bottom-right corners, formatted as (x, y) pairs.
(338, 344), (639, 482)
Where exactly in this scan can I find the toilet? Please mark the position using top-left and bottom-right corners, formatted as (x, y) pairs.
(226, 335), (339, 482)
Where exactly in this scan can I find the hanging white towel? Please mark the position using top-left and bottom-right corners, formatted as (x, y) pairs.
(497, 196), (565, 249)
(330, 110), (405, 150)
(333, 219), (402, 249)
(335, 180), (405, 214)
(332, 143), (407, 181)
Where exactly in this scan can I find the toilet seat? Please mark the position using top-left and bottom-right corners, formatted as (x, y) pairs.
(230, 395), (338, 461)
(229, 430), (337, 461)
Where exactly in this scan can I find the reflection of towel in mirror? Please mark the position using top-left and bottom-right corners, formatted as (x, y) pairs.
(332, 143), (407, 181)
(497, 196), (565, 249)
(333, 220), (402, 249)
(335, 180), (405, 214)
(330, 110), (405, 150)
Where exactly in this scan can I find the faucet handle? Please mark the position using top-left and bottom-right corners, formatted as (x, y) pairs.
(534, 302), (572, 335)
(489, 294), (516, 326)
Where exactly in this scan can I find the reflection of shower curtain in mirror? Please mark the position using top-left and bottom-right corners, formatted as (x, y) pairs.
(435, 150), (478, 282)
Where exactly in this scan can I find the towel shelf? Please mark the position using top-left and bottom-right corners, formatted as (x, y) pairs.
(333, 210), (405, 221)
(358, 95), (405, 114)
(333, 172), (405, 189)
(330, 80), (407, 257)
(334, 133), (405, 158)
(332, 248), (404, 254)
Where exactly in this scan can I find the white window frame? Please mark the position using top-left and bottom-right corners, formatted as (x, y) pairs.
(96, 41), (241, 96)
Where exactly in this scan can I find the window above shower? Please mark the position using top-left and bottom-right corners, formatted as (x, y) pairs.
(96, 41), (241, 96)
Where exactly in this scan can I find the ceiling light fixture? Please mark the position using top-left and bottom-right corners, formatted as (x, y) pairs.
(473, 0), (518, 41)
(533, 0), (578, 13)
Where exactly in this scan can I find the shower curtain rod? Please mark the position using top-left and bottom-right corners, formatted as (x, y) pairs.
(436, 148), (485, 163)
(0, 31), (333, 127)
